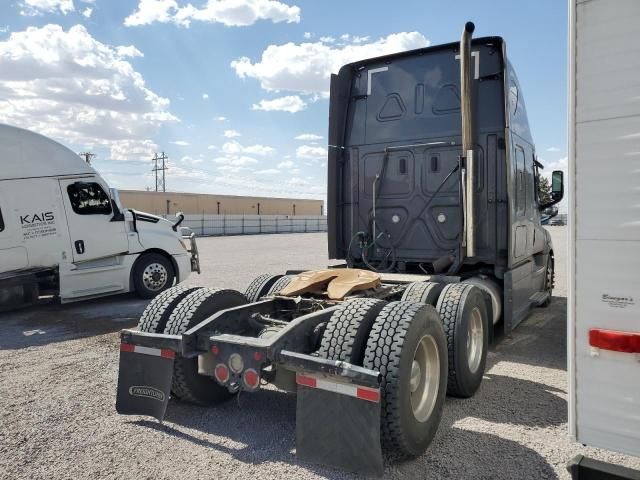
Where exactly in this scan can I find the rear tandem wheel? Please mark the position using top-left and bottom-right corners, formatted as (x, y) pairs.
(244, 273), (284, 302)
(436, 283), (489, 398)
(363, 301), (448, 457)
(164, 288), (247, 405)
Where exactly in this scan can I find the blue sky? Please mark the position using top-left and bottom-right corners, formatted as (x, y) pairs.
(0, 0), (567, 199)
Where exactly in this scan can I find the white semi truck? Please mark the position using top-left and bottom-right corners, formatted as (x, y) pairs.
(568, 0), (640, 477)
(0, 124), (200, 310)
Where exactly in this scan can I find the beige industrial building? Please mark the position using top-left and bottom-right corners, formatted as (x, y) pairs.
(119, 190), (324, 216)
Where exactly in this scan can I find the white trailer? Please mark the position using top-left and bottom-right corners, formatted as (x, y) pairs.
(568, 0), (640, 476)
(0, 124), (200, 310)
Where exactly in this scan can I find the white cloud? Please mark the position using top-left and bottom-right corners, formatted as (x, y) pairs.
(0, 26), (9, 33)
(207, 144), (217, 150)
(212, 115), (226, 121)
(202, 93), (209, 99)
(255, 168), (280, 174)
(303, 31), (312, 39)
(252, 95), (306, 113)
(340, 34), (369, 44)
(277, 160), (293, 168)
(319, 36), (335, 43)
(82, 7), (92, 18)
(179, 155), (203, 165)
(289, 176), (309, 186)
(110, 139), (157, 161)
(221, 140), (274, 156)
(295, 133), (322, 141)
(231, 32), (429, 95)
(0, 24), (176, 161)
(170, 140), (189, 146)
(116, 45), (144, 57)
(223, 129), (241, 138)
(214, 156), (258, 166)
(546, 146), (561, 152)
(124, 0), (301, 27)
(21, 0), (74, 16)
(540, 156), (567, 173)
(296, 144), (327, 160)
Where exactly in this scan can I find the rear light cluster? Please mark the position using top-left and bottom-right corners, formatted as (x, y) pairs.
(211, 344), (262, 391)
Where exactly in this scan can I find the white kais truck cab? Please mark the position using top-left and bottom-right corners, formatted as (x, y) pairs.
(568, 0), (640, 477)
(0, 124), (200, 310)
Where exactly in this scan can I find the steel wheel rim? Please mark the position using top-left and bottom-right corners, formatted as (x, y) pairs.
(467, 307), (483, 373)
(410, 334), (440, 423)
(142, 263), (168, 291)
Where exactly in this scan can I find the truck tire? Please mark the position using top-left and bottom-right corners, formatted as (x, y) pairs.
(133, 253), (175, 299)
(541, 255), (554, 308)
(137, 284), (202, 333)
(318, 298), (387, 365)
(401, 282), (445, 306)
(363, 301), (447, 457)
(436, 283), (489, 398)
(244, 274), (284, 302)
(164, 288), (247, 405)
(266, 275), (294, 295)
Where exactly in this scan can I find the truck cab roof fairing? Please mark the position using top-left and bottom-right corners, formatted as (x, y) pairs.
(0, 124), (96, 181)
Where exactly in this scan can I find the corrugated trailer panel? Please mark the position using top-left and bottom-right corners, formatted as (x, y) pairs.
(569, 0), (640, 457)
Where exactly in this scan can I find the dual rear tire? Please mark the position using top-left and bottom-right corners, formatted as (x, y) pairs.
(318, 298), (448, 457)
(137, 286), (247, 405)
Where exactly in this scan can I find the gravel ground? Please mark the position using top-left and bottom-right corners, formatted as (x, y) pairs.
(1, 227), (639, 480)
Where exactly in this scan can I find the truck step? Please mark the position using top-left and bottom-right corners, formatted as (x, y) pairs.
(530, 291), (550, 307)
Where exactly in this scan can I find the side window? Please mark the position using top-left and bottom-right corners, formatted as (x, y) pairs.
(533, 155), (542, 205)
(525, 151), (534, 215)
(509, 81), (519, 115)
(0, 206), (4, 232)
(67, 182), (112, 215)
(515, 146), (526, 216)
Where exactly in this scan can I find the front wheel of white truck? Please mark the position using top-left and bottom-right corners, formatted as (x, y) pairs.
(133, 253), (176, 299)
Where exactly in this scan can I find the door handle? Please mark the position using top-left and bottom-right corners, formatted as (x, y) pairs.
(74, 240), (85, 254)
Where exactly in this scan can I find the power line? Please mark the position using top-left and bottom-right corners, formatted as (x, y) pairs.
(79, 152), (96, 164)
(152, 152), (168, 192)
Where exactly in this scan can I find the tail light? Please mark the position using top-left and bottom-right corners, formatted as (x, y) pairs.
(243, 369), (260, 389)
(589, 328), (640, 353)
(214, 363), (230, 383)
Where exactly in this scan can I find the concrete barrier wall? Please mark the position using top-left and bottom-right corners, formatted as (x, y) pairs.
(171, 214), (327, 236)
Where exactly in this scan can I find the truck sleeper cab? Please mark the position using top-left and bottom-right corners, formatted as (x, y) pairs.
(328, 30), (564, 333)
(0, 124), (200, 310)
(114, 23), (565, 476)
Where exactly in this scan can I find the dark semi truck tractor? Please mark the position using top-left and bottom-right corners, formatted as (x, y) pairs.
(116, 22), (564, 475)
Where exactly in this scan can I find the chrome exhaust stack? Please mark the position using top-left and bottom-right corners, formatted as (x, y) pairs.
(460, 21), (475, 258)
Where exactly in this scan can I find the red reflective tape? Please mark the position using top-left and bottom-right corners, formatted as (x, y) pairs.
(296, 374), (317, 388)
(120, 343), (135, 353)
(356, 387), (380, 403)
(160, 349), (175, 359)
(589, 328), (640, 354)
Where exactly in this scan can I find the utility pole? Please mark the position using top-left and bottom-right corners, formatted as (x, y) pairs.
(152, 152), (168, 192)
(79, 152), (95, 164)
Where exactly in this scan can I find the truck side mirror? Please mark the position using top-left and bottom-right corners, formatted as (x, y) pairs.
(172, 211), (185, 232)
(551, 170), (564, 203)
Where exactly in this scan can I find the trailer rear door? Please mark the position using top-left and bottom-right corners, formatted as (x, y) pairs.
(569, 0), (640, 457)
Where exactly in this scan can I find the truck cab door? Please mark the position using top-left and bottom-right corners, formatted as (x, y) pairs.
(58, 178), (129, 263)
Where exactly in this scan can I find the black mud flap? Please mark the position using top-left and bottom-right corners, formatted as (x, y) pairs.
(295, 373), (383, 476)
(115, 344), (174, 421)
